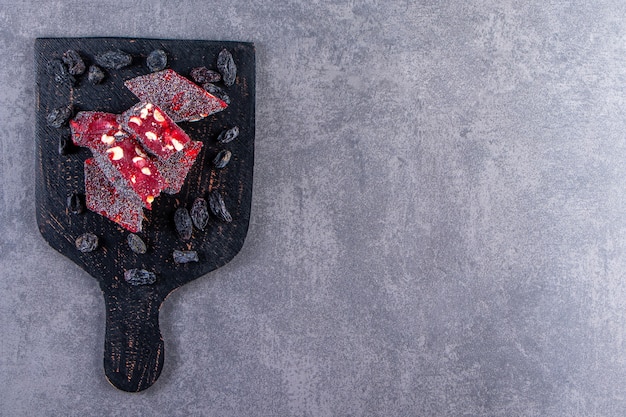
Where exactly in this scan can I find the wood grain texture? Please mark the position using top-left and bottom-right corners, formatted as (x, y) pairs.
(35, 38), (255, 392)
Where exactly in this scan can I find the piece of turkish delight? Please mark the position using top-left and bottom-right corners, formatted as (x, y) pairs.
(70, 112), (126, 151)
(119, 102), (191, 161)
(71, 111), (166, 209)
(155, 140), (203, 194)
(124, 69), (228, 122)
(96, 137), (165, 209)
(84, 158), (144, 233)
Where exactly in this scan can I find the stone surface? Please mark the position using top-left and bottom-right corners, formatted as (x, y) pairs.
(2, 1), (626, 416)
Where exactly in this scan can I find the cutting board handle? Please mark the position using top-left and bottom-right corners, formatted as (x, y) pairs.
(102, 287), (165, 392)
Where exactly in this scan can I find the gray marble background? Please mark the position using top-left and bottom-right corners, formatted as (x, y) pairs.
(2, 1), (626, 416)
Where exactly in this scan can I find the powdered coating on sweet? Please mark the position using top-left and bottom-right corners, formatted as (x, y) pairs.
(71, 111), (166, 209)
(70, 112), (126, 150)
(84, 158), (144, 233)
(124, 69), (228, 122)
(119, 102), (191, 161)
(155, 140), (203, 194)
(96, 134), (164, 209)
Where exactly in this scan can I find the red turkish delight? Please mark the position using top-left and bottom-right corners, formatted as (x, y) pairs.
(71, 111), (166, 209)
(119, 102), (191, 161)
(155, 140), (203, 194)
(96, 135), (165, 209)
(84, 158), (145, 233)
(70, 111), (127, 151)
(124, 69), (228, 122)
(71, 69), (218, 232)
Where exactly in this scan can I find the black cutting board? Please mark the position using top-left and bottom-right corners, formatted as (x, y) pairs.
(35, 37), (255, 392)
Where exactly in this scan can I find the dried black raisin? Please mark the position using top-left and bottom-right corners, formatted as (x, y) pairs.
(146, 49), (167, 72)
(203, 83), (231, 104)
(127, 233), (147, 254)
(124, 269), (156, 286)
(209, 190), (232, 223)
(190, 67), (221, 84)
(217, 48), (236, 86)
(58, 134), (74, 155)
(173, 250), (199, 264)
(212, 150), (232, 168)
(67, 193), (84, 214)
(190, 198), (209, 231)
(174, 207), (193, 240)
(47, 106), (72, 128)
(95, 50), (132, 69)
(87, 65), (105, 84)
(47, 59), (75, 85)
(75, 232), (98, 253)
(217, 126), (239, 144)
(62, 50), (86, 75)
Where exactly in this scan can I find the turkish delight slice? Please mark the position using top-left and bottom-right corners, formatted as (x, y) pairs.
(71, 112), (127, 151)
(155, 140), (203, 194)
(119, 102), (191, 161)
(84, 158), (144, 233)
(71, 111), (166, 209)
(95, 136), (165, 209)
(124, 69), (228, 122)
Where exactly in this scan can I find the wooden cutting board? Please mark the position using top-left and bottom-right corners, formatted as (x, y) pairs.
(35, 37), (255, 392)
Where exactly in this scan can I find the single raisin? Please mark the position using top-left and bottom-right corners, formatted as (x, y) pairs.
(190, 198), (209, 231)
(212, 150), (232, 168)
(47, 59), (75, 85)
(190, 67), (221, 84)
(174, 207), (193, 240)
(75, 233), (98, 253)
(209, 190), (232, 223)
(62, 50), (86, 75)
(217, 48), (236, 86)
(127, 233), (147, 254)
(95, 50), (132, 69)
(203, 83), (231, 104)
(87, 65), (105, 84)
(217, 126), (239, 144)
(124, 269), (156, 286)
(67, 193), (85, 214)
(47, 106), (72, 128)
(173, 250), (199, 264)
(146, 49), (167, 72)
